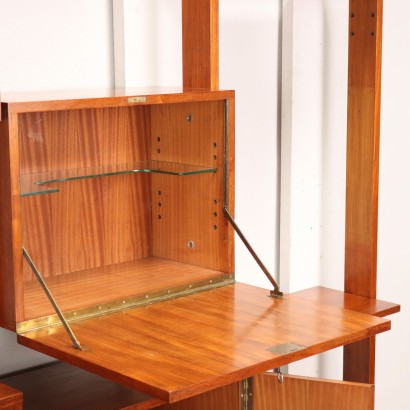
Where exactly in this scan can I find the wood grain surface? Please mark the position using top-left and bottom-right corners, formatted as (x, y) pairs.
(0, 111), (24, 328)
(292, 286), (400, 317)
(23, 257), (226, 320)
(182, 0), (219, 90)
(18, 283), (390, 403)
(151, 101), (231, 272)
(0, 383), (22, 410)
(1, 362), (162, 410)
(344, 0), (384, 384)
(253, 373), (374, 410)
(2, 89), (233, 114)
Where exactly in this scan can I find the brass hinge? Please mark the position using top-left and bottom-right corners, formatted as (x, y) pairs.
(241, 378), (253, 410)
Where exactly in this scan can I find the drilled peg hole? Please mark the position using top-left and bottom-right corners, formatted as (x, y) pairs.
(213, 155), (217, 160)
(158, 202), (162, 207)
(213, 199), (218, 205)
(157, 148), (161, 154)
(213, 142), (217, 148)
(158, 190), (162, 195)
(371, 32), (375, 36)
(157, 136), (161, 142)
(214, 212), (218, 217)
(213, 225), (218, 230)
(371, 12), (375, 17)
(351, 12), (355, 17)
(158, 215), (162, 220)
(351, 32), (355, 36)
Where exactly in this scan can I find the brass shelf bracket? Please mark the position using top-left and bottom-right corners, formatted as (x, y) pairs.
(22, 248), (84, 350)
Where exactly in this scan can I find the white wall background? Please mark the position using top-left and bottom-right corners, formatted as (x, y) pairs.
(0, 1), (408, 409)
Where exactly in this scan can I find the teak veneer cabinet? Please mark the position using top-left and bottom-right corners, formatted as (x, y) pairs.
(0, 1), (400, 409)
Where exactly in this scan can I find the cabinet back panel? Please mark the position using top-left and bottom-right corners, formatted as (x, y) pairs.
(152, 173), (230, 272)
(19, 106), (151, 173)
(151, 101), (224, 167)
(20, 106), (152, 280)
(21, 175), (152, 280)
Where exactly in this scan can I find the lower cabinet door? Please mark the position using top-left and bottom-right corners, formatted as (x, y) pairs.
(153, 382), (241, 410)
(253, 373), (374, 410)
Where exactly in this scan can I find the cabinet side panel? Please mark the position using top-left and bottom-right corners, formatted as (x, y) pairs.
(150, 101), (232, 273)
(20, 107), (152, 280)
(0, 112), (24, 328)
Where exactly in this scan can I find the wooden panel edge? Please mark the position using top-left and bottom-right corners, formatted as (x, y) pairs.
(292, 286), (400, 317)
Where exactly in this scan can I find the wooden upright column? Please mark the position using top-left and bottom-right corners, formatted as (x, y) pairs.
(344, 0), (383, 384)
(182, 0), (219, 90)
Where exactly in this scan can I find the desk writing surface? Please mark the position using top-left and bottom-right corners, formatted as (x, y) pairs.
(17, 282), (390, 403)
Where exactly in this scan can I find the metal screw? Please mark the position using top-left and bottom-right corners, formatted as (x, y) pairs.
(186, 114), (193, 122)
(187, 240), (195, 250)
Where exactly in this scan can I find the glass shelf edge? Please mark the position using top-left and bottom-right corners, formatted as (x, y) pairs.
(20, 161), (217, 197)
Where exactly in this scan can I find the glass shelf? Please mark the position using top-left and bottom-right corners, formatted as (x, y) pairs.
(20, 161), (217, 197)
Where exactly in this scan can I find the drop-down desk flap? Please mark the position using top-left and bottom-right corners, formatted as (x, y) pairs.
(17, 282), (390, 404)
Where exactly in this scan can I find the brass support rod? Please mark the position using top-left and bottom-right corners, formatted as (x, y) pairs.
(22, 248), (83, 350)
(223, 207), (283, 298)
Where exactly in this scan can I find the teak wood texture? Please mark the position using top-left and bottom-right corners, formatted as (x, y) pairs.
(0, 89), (235, 329)
(253, 373), (374, 410)
(344, 0), (384, 384)
(0, 383), (22, 410)
(182, 0), (219, 90)
(1, 362), (241, 410)
(17, 283), (390, 403)
(1, 362), (163, 410)
(292, 287), (400, 318)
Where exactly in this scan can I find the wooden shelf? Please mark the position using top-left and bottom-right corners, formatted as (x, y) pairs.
(21, 257), (230, 325)
(292, 287), (400, 317)
(18, 282), (390, 404)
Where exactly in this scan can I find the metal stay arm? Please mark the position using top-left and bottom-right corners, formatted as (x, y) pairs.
(22, 248), (84, 350)
(223, 207), (283, 298)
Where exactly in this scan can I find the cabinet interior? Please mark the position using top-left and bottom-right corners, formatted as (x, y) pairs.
(18, 99), (234, 324)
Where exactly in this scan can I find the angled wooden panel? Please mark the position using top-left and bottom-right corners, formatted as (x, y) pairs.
(182, 0), (219, 89)
(254, 373), (374, 410)
(344, 0), (383, 384)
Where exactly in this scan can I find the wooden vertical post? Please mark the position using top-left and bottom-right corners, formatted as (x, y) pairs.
(182, 0), (219, 90)
(344, 0), (383, 384)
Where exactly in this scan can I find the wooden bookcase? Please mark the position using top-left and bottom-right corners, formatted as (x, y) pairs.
(0, 0), (399, 408)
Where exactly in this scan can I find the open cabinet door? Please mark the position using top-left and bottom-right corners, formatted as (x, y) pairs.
(253, 373), (374, 410)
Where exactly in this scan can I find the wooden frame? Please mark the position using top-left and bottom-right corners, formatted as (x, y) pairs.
(344, 0), (384, 384)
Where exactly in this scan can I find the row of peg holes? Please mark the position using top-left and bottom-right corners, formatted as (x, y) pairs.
(350, 11), (376, 37)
